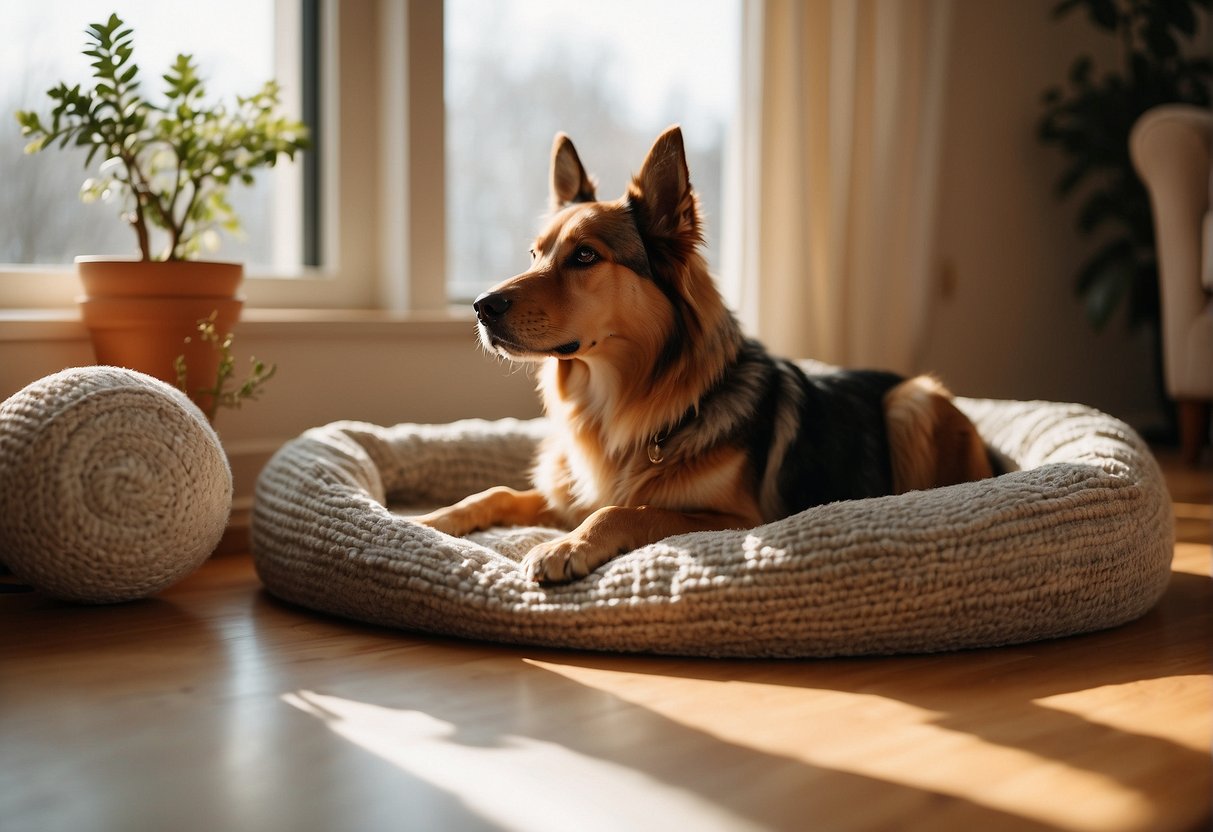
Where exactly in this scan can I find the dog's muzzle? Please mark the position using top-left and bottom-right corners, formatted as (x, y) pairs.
(473, 289), (579, 357)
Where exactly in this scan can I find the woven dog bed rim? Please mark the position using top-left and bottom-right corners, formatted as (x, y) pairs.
(250, 399), (1173, 658)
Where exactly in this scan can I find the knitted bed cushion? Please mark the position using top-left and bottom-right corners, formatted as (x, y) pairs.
(251, 398), (1174, 658)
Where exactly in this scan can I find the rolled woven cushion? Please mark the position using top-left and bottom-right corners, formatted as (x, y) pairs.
(251, 399), (1174, 658)
(0, 367), (232, 603)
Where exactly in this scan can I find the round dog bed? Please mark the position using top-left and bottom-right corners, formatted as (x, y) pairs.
(251, 398), (1174, 658)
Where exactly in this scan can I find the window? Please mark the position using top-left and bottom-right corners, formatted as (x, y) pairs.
(1, 1), (740, 313)
(0, 0), (298, 270)
(445, 0), (740, 302)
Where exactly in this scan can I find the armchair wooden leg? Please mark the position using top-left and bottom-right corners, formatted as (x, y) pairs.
(1177, 399), (1211, 467)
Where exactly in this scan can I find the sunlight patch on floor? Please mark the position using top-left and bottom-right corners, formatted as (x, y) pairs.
(1034, 675), (1213, 753)
(524, 659), (1160, 832)
(281, 689), (762, 832)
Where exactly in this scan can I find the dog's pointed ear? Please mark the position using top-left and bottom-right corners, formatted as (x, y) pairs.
(628, 125), (700, 241)
(550, 133), (597, 211)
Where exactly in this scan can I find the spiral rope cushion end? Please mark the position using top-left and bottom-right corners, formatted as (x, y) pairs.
(251, 401), (1175, 658)
(0, 367), (232, 603)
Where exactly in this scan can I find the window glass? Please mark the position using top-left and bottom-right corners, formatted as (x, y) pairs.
(445, 0), (740, 302)
(1, 1), (287, 267)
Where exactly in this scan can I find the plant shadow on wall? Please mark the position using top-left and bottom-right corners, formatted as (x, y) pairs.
(14, 12), (306, 422)
(1038, 0), (1210, 435)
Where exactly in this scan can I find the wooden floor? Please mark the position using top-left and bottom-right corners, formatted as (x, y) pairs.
(2, 453), (1209, 832)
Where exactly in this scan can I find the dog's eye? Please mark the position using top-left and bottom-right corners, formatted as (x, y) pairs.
(572, 245), (600, 266)
(529, 248), (537, 261)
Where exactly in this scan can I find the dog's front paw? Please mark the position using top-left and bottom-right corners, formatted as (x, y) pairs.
(523, 536), (610, 584)
(413, 506), (478, 538)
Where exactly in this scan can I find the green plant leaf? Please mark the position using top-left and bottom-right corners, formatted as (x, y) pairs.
(1082, 255), (1135, 330)
(1069, 55), (1093, 85)
(1160, 0), (1198, 36)
(1055, 158), (1092, 196)
(1142, 22), (1179, 58)
(1076, 237), (1135, 294)
(1077, 190), (1125, 235)
(1128, 259), (1161, 327)
(1087, 0), (1119, 30)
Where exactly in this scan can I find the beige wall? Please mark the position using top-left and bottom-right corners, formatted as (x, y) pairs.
(921, 0), (1164, 427)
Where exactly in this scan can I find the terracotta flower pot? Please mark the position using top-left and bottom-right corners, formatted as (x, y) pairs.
(76, 257), (244, 418)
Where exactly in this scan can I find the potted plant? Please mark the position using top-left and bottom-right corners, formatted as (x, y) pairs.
(15, 12), (308, 418)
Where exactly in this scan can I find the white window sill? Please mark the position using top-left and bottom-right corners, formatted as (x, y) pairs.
(0, 307), (479, 342)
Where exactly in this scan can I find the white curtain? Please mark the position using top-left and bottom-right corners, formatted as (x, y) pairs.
(723, 0), (954, 374)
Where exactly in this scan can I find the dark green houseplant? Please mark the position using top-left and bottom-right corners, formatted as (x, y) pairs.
(1038, 0), (1210, 332)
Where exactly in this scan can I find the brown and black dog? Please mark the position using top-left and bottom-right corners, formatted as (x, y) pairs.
(418, 126), (993, 583)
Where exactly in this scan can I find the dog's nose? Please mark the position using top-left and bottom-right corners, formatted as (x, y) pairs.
(473, 291), (511, 323)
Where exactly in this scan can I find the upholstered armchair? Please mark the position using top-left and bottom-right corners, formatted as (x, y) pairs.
(1130, 104), (1213, 465)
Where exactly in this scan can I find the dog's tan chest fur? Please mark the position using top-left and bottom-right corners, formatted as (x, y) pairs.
(535, 423), (762, 532)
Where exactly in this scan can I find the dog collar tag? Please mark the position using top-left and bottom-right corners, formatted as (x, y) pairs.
(647, 434), (664, 465)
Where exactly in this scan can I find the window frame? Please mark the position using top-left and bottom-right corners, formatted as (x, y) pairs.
(0, 0), (449, 316)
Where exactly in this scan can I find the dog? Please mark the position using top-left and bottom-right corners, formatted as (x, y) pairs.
(417, 126), (994, 584)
